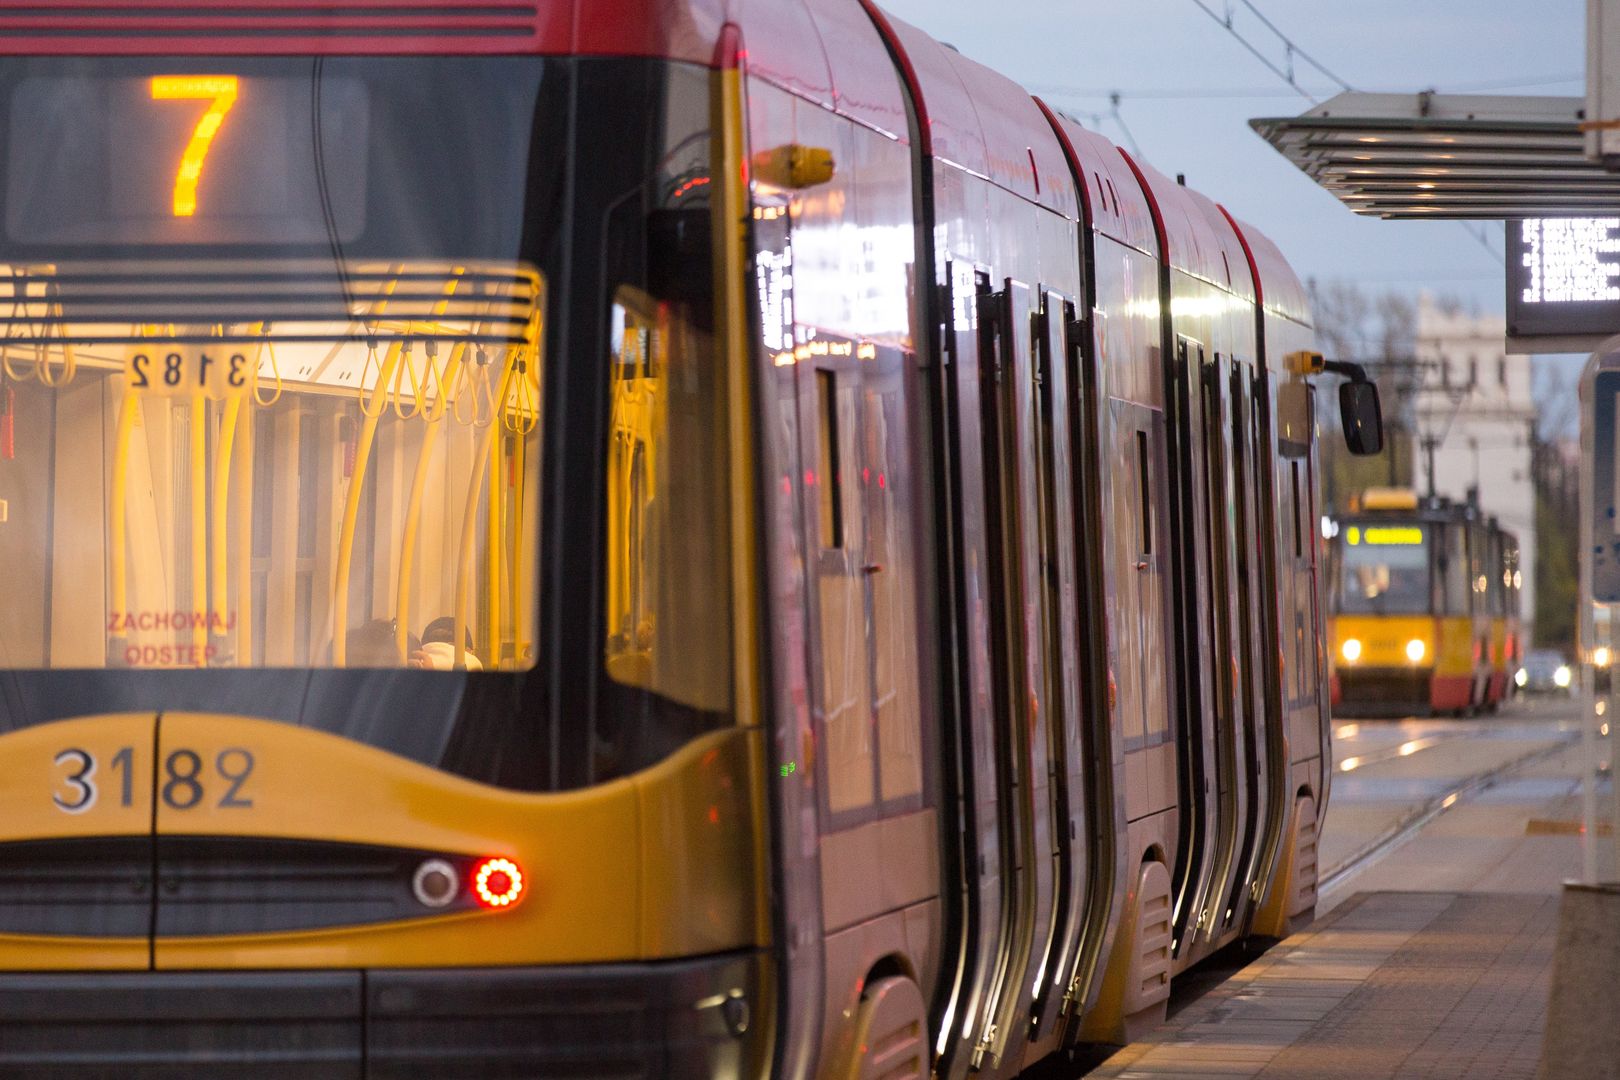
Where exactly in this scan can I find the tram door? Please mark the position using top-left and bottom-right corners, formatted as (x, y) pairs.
(1195, 349), (1245, 945)
(1243, 367), (1291, 924)
(1027, 289), (1089, 1038)
(973, 277), (1057, 1068)
(1225, 360), (1270, 926)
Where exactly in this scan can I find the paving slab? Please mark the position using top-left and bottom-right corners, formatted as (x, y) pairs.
(1082, 892), (1558, 1080)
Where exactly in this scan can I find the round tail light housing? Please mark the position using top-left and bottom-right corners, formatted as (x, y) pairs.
(472, 857), (525, 909)
(412, 858), (460, 909)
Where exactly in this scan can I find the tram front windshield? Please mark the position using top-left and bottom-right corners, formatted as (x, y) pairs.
(1336, 525), (1431, 615)
(0, 57), (735, 790)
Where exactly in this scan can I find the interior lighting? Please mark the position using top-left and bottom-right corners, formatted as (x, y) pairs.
(1405, 639), (1427, 663)
(1341, 638), (1363, 663)
(1595, 647), (1612, 669)
(472, 857), (525, 909)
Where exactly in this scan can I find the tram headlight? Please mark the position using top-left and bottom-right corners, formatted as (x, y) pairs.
(1596, 647), (1612, 669)
(1555, 665), (1573, 689)
(1405, 638), (1427, 663)
(1515, 668), (1528, 688)
(1341, 638), (1362, 663)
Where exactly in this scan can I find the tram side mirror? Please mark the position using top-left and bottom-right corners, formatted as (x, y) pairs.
(1339, 380), (1384, 456)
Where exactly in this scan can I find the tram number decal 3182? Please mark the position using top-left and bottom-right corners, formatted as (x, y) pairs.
(126, 350), (256, 400)
(51, 746), (255, 813)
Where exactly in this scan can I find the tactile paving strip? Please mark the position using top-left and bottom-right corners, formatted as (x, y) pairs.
(1087, 892), (1557, 1080)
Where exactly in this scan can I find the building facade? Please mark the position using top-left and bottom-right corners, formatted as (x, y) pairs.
(1411, 294), (1538, 638)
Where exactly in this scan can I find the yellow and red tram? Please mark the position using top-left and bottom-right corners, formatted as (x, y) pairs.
(0, 2), (1373, 1076)
(1329, 489), (1522, 717)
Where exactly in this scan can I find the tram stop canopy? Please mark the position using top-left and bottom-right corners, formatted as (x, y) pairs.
(1251, 92), (1613, 220)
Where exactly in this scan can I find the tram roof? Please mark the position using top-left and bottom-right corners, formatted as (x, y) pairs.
(1225, 215), (1312, 327)
(0, 0), (905, 144)
(1125, 153), (1254, 301)
(1039, 106), (1160, 256)
(866, 5), (1076, 217)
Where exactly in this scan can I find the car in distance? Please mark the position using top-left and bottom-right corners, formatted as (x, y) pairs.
(1518, 649), (1573, 695)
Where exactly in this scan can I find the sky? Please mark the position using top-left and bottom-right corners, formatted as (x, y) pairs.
(875, 0), (1587, 318)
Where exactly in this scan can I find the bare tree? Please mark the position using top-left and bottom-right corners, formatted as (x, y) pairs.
(1307, 278), (1419, 508)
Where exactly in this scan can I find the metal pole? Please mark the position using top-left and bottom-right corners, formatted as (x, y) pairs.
(1580, 377), (1599, 883)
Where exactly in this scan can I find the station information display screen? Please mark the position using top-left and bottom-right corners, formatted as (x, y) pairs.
(1507, 218), (1620, 340)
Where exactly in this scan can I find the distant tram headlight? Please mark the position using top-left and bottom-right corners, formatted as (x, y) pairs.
(1405, 639), (1427, 663)
(1341, 638), (1362, 663)
(1555, 665), (1573, 689)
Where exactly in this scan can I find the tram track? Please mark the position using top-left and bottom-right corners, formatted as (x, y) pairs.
(1317, 731), (1578, 899)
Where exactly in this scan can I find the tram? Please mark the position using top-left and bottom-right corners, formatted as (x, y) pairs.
(1330, 489), (1521, 717)
(0, 2), (1378, 1076)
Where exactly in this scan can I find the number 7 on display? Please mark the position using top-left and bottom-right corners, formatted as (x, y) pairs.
(150, 75), (240, 218)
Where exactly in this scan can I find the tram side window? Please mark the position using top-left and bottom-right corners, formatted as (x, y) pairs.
(865, 357), (924, 804)
(1440, 525), (1470, 615)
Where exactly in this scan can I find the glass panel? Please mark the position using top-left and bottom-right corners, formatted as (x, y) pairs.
(1337, 525), (1431, 615)
(821, 372), (873, 814)
(0, 57), (545, 673)
(1442, 524), (1471, 615)
(0, 56), (740, 791)
(600, 283), (732, 729)
(868, 352), (922, 803)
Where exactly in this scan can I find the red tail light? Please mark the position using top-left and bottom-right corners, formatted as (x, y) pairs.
(472, 857), (524, 909)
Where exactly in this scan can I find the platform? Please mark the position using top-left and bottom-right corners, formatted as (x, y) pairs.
(1086, 891), (1555, 1079)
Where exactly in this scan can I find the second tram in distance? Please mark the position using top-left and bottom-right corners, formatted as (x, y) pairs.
(1330, 488), (1522, 717)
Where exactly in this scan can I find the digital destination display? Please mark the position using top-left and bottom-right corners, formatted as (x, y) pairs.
(5, 73), (369, 247)
(1507, 217), (1620, 341)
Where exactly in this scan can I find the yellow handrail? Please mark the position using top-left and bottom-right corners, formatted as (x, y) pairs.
(210, 395), (241, 650)
(236, 405), (254, 665)
(189, 396), (207, 665)
(510, 427), (526, 666)
(454, 351), (518, 669)
(107, 391), (138, 665)
(332, 339), (405, 666)
(486, 425), (504, 668)
(395, 341), (469, 660)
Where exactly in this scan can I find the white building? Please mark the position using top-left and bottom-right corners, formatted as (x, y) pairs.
(1410, 294), (1538, 635)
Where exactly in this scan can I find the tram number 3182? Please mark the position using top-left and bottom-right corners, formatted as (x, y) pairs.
(126, 350), (257, 400)
(51, 746), (256, 812)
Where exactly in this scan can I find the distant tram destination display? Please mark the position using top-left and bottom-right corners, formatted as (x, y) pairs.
(1507, 218), (1620, 338)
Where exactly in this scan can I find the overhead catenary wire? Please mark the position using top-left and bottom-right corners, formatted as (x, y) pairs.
(1185, 0), (1506, 267)
(1108, 92), (1143, 158)
(1187, 0), (1346, 103)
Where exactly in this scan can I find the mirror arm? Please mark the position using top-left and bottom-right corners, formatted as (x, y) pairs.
(1321, 359), (1371, 383)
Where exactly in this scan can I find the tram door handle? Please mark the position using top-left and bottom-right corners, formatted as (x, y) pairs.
(1135, 558), (1150, 572)
(862, 563), (883, 575)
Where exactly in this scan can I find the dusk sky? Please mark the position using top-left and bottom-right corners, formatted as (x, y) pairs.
(877, 0), (1586, 322)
